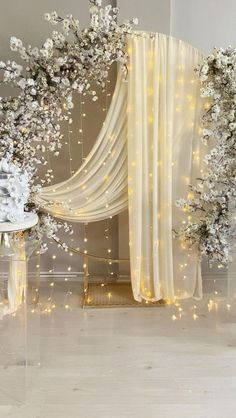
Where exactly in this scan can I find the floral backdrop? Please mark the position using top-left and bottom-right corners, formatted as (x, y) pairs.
(0, 0), (136, 252)
(0, 0), (235, 268)
(176, 47), (236, 265)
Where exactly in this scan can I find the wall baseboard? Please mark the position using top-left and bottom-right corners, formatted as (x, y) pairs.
(29, 271), (82, 281)
(33, 272), (234, 282)
(31, 272), (123, 282)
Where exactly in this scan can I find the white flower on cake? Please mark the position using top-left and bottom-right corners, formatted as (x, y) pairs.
(0, 158), (29, 223)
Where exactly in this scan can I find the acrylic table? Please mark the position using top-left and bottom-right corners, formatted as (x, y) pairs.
(0, 213), (40, 406)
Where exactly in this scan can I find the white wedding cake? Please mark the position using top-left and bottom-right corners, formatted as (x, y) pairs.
(0, 159), (30, 223)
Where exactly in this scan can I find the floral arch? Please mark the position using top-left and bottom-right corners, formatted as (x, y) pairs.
(0, 0), (235, 302)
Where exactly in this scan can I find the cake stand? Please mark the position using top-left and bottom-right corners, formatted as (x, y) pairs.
(0, 213), (40, 405)
(0, 213), (38, 256)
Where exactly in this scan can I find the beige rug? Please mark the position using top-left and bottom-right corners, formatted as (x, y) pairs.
(83, 282), (166, 308)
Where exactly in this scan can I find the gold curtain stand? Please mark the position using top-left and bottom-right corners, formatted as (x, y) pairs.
(53, 239), (166, 308)
(54, 238), (130, 264)
(54, 238), (130, 307)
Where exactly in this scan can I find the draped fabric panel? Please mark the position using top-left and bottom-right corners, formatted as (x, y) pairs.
(37, 70), (128, 222)
(127, 33), (204, 302)
(38, 32), (205, 302)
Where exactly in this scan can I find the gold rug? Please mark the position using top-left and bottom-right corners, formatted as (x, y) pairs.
(83, 282), (166, 308)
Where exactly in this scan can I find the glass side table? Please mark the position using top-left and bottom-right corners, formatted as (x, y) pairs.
(0, 214), (40, 406)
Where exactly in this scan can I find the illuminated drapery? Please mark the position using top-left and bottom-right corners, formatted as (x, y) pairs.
(38, 32), (204, 302)
(37, 69), (128, 222)
(127, 33), (204, 301)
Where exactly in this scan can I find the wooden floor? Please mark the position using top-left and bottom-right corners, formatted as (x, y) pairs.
(0, 279), (236, 418)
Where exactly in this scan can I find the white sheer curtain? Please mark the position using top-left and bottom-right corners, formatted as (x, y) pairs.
(37, 69), (128, 222)
(127, 33), (204, 301)
(38, 32), (205, 302)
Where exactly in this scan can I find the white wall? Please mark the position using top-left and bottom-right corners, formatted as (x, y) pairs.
(0, 0), (92, 60)
(118, 0), (171, 34)
(171, 0), (236, 53)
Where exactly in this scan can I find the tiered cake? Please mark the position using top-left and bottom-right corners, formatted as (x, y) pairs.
(0, 159), (29, 223)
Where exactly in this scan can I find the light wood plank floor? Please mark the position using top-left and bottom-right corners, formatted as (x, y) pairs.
(0, 279), (236, 418)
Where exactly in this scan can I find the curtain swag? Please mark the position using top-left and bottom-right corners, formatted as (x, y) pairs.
(37, 32), (205, 302)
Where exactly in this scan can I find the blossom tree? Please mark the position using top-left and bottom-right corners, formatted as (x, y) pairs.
(0, 0), (136, 251)
(176, 47), (236, 265)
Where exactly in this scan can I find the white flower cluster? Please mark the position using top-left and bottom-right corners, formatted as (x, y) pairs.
(176, 47), (236, 265)
(29, 213), (74, 253)
(0, 0), (136, 247)
(0, 158), (29, 222)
